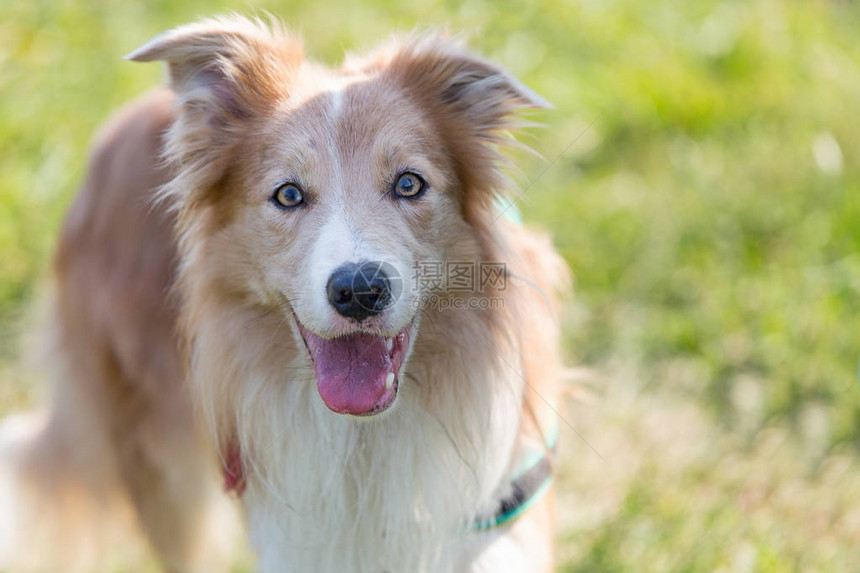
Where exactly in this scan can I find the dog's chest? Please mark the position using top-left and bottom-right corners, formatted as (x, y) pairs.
(241, 363), (524, 573)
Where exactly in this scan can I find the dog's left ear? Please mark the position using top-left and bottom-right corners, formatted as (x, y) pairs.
(376, 34), (550, 137)
(362, 34), (550, 205)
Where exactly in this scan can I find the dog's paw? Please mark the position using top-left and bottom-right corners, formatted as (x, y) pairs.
(0, 411), (48, 568)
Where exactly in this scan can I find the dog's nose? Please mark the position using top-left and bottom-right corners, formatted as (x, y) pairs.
(326, 261), (392, 321)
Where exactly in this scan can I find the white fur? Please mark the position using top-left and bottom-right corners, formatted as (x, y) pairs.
(0, 413), (37, 567)
(328, 86), (344, 119)
(190, 302), (525, 573)
(306, 211), (356, 328)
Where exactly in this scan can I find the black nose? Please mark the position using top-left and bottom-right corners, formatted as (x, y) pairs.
(326, 261), (392, 321)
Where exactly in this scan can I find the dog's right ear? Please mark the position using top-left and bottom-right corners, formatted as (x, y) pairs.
(127, 15), (301, 122)
(127, 16), (301, 188)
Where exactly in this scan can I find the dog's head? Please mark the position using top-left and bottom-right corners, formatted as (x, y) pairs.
(129, 16), (547, 417)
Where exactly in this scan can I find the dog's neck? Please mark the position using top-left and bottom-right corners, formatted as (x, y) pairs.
(187, 293), (526, 573)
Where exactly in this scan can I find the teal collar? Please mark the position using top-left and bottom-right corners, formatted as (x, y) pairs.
(472, 420), (559, 531)
(493, 195), (524, 226)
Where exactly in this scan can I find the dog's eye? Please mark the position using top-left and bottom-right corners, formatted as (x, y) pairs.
(272, 183), (304, 209)
(393, 172), (426, 199)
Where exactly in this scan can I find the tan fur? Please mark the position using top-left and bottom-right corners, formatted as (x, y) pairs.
(0, 16), (569, 573)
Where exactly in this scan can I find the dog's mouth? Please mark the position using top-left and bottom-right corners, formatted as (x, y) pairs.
(298, 322), (413, 417)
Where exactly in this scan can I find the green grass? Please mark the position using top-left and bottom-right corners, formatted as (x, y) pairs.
(1, 0), (859, 570)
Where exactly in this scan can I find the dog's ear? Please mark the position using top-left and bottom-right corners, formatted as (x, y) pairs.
(381, 35), (550, 137)
(127, 16), (302, 198)
(359, 34), (550, 209)
(127, 15), (301, 123)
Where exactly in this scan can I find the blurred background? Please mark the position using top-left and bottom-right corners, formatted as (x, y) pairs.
(1, 0), (858, 571)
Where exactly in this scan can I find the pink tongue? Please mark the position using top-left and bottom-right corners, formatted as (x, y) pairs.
(304, 332), (393, 415)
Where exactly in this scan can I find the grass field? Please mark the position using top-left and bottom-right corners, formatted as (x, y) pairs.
(1, 0), (859, 571)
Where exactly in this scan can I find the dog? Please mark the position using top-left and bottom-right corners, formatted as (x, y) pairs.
(0, 15), (569, 573)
